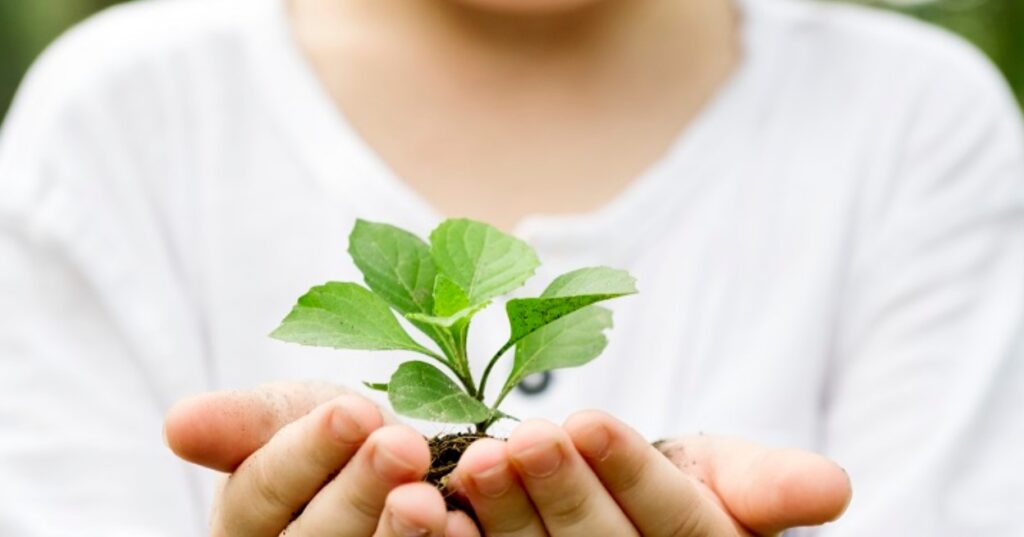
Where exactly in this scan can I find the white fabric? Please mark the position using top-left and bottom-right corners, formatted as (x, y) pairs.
(1, 0), (1022, 534)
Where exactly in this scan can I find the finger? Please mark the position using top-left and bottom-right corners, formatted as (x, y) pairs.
(372, 482), (448, 537)
(668, 435), (852, 534)
(507, 419), (638, 537)
(451, 438), (545, 537)
(164, 382), (358, 472)
(287, 425), (430, 537)
(565, 411), (741, 536)
(444, 511), (481, 537)
(211, 394), (383, 537)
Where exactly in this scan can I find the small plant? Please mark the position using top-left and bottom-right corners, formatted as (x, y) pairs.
(271, 218), (636, 490)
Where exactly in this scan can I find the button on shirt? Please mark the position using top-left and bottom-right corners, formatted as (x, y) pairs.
(1, 0), (1023, 535)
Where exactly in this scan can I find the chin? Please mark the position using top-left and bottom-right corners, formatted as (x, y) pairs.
(451, 0), (602, 15)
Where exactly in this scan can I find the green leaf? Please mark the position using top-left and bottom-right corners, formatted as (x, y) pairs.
(509, 306), (613, 387)
(432, 274), (470, 317)
(363, 381), (389, 392)
(505, 296), (605, 343)
(347, 221), (458, 359)
(429, 218), (539, 306)
(388, 361), (492, 423)
(405, 272), (486, 329)
(504, 267), (636, 345)
(406, 302), (488, 329)
(271, 282), (434, 354)
(541, 267), (638, 299)
(348, 220), (436, 315)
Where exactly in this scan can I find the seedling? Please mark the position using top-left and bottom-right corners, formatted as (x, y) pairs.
(271, 218), (636, 490)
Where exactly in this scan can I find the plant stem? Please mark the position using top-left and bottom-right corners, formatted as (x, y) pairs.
(476, 339), (514, 401)
(446, 361), (478, 399)
(418, 347), (459, 373)
(430, 327), (454, 360)
(449, 320), (481, 394)
(424, 325), (458, 365)
(490, 381), (515, 414)
(472, 379), (517, 432)
(412, 343), (478, 397)
(457, 372), (477, 399)
(453, 346), (478, 398)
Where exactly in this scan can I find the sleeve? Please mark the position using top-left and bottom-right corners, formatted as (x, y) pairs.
(812, 45), (1024, 535)
(0, 20), (213, 536)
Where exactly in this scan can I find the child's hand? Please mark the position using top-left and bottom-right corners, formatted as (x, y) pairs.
(451, 412), (852, 536)
(163, 383), (479, 537)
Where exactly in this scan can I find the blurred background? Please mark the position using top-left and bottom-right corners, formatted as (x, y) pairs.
(0, 0), (1021, 120)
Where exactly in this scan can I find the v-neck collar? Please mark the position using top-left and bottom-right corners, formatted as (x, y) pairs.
(247, 0), (777, 262)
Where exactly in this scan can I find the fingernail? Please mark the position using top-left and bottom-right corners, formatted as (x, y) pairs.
(329, 406), (368, 444)
(373, 444), (417, 481)
(514, 441), (563, 478)
(389, 511), (428, 537)
(469, 461), (513, 498)
(574, 424), (611, 461)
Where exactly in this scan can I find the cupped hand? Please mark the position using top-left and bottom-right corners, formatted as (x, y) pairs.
(163, 383), (480, 537)
(451, 411), (852, 536)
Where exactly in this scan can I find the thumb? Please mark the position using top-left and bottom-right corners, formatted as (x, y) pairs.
(662, 436), (852, 535)
(163, 382), (362, 472)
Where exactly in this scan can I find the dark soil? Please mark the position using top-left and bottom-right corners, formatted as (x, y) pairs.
(426, 431), (492, 512)
(424, 433), (676, 515)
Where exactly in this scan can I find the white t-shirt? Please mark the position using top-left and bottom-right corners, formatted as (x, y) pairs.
(2, 0), (1022, 534)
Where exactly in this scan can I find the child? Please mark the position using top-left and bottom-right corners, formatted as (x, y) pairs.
(1, 0), (1021, 534)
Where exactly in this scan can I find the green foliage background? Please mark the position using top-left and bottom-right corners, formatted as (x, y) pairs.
(0, 0), (1021, 120)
